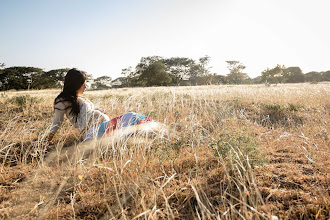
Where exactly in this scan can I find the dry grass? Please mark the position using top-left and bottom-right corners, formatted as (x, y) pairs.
(0, 83), (329, 219)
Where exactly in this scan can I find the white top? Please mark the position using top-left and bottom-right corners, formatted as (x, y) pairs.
(49, 96), (109, 134)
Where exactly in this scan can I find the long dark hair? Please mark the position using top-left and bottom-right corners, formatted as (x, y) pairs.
(55, 68), (87, 120)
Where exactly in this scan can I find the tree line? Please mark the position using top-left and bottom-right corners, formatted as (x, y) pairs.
(260, 64), (330, 84)
(0, 57), (329, 90)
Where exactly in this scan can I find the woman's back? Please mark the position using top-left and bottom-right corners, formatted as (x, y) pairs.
(50, 96), (109, 134)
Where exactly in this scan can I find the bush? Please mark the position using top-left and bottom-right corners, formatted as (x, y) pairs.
(8, 95), (42, 110)
(211, 132), (263, 168)
(260, 103), (303, 128)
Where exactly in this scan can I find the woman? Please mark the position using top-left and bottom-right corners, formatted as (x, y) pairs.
(48, 68), (153, 142)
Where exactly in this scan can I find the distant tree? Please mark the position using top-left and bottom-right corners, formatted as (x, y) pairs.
(283, 67), (305, 83)
(0, 63), (5, 69)
(135, 56), (164, 77)
(127, 55), (215, 86)
(121, 67), (133, 77)
(133, 56), (175, 86)
(163, 57), (195, 85)
(305, 71), (322, 82)
(139, 61), (171, 86)
(225, 61), (249, 84)
(132, 56), (164, 86)
(19, 67), (44, 89)
(46, 68), (68, 83)
(261, 65), (305, 83)
(112, 55), (221, 87)
(91, 76), (112, 90)
(199, 55), (211, 76)
(188, 64), (203, 84)
(189, 56), (212, 85)
(261, 64), (285, 83)
(194, 73), (222, 85)
(321, 71), (330, 81)
(0, 68), (23, 90)
(121, 66), (134, 87)
(0, 66), (43, 90)
(251, 76), (263, 84)
(111, 77), (128, 88)
(214, 74), (226, 84)
(33, 68), (69, 89)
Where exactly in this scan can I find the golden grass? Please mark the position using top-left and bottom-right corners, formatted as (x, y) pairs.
(0, 83), (329, 219)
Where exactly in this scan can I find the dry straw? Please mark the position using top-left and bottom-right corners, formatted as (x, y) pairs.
(0, 83), (329, 219)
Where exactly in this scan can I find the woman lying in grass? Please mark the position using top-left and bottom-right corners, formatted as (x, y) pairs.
(48, 68), (163, 143)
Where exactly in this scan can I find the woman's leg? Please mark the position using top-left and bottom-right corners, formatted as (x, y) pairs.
(84, 113), (154, 140)
(120, 112), (152, 127)
(82, 120), (110, 141)
(101, 113), (152, 137)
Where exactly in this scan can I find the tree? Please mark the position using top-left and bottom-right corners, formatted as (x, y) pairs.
(133, 56), (164, 86)
(33, 68), (69, 89)
(130, 55), (215, 86)
(321, 71), (330, 81)
(225, 61), (249, 84)
(139, 61), (171, 86)
(133, 56), (174, 86)
(283, 67), (305, 83)
(0, 68), (21, 90)
(135, 56), (164, 77)
(189, 56), (212, 85)
(261, 65), (305, 83)
(261, 64), (285, 83)
(91, 76), (112, 90)
(214, 74), (226, 84)
(121, 67), (133, 77)
(194, 73), (223, 85)
(120, 66), (134, 87)
(251, 76), (263, 84)
(199, 55), (211, 76)
(0, 66), (43, 90)
(305, 71), (322, 82)
(111, 77), (131, 88)
(163, 57), (195, 85)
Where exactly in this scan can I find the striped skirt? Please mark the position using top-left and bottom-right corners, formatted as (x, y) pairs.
(83, 112), (152, 141)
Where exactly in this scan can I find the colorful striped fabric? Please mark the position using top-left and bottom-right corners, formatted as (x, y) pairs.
(83, 112), (152, 141)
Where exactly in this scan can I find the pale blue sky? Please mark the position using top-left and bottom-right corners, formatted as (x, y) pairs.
(1, 0), (330, 78)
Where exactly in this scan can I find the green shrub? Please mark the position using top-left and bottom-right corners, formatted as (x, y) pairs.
(288, 103), (303, 112)
(211, 132), (263, 168)
(8, 95), (43, 110)
(260, 103), (303, 128)
(264, 103), (281, 111)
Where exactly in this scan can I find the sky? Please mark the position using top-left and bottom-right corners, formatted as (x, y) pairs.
(1, 0), (330, 79)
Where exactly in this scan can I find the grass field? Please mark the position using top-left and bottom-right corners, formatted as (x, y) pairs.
(0, 83), (329, 219)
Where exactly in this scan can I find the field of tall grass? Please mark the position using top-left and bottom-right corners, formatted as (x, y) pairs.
(0, 83), (329, 219)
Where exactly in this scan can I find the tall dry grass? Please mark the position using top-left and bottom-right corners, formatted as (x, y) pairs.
(0, 83), (329, 219)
